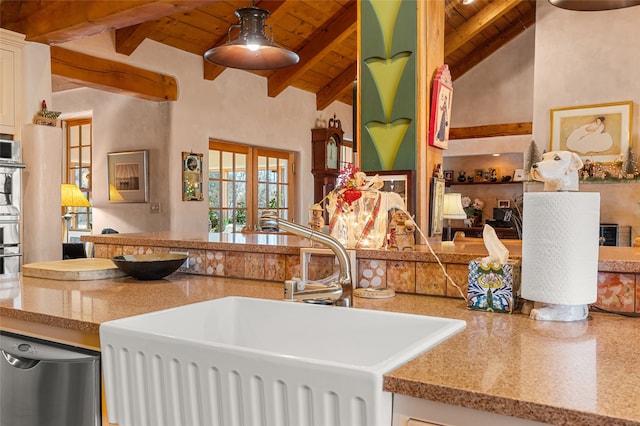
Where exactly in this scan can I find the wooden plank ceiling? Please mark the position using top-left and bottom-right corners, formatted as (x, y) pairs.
(1, 0), (535, 109)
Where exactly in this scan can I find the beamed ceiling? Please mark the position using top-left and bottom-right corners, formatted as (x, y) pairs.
(1, 0), (536, 109)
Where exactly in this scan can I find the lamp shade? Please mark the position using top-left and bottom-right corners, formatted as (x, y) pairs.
(204, 5), (299, 70)
(61, 184), (90, 208)
(443, 193), (467, 219)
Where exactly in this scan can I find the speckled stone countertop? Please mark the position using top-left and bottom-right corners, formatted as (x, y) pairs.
(83, 232), (640, 272)
(1, 272), (639, 425)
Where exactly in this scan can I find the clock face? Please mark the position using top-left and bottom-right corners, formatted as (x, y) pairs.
(327, 137), (338, 169)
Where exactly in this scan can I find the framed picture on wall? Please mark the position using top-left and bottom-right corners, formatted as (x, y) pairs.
(428, 64), (453, 150)
(107, 150), (149, 203)
(550, 101), (632, 163)
(182, 152), (204, 201)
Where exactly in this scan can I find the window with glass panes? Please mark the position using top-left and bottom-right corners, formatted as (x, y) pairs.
(64, 118), (92, 230)
(208, 140), (294, 233)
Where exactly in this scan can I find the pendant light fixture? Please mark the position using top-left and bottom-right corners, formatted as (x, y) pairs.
(204, 2), (299, 70)
(548, 0), (640, 11)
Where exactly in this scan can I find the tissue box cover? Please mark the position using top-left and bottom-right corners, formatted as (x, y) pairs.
(468, 259), (520, 313)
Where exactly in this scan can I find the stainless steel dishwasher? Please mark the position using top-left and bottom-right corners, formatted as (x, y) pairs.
(0, 331), (101, 426)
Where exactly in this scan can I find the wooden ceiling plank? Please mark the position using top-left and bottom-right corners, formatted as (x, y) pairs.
(267, 1), (356, 98)
(316, 62), (356, 110)
(444, 0), (521, 57)
(21, 0), (216, 44)
(50, 46), (178, 102)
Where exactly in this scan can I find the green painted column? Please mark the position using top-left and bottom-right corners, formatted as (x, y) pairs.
(360, 0), (416, 172)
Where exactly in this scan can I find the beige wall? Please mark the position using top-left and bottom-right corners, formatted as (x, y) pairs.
(448, 3), (640, 242)
(52, 33), (353, 233)
(532, 1), (640, 241)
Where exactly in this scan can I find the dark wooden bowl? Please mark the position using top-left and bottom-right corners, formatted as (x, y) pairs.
(112, 253), (187, 280)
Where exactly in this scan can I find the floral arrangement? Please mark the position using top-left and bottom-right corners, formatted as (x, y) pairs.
(461, 196), (484, 218)
(333, 164), (367, 208)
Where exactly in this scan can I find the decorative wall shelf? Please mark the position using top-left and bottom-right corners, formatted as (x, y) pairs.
(447, 181), (522, 186)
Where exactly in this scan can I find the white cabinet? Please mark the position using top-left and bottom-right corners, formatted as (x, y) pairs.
(393, 394), (549, 426)
(0, 29), (25, 137)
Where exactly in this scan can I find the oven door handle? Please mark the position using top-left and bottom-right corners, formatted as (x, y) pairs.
(0, 253), (22, 258)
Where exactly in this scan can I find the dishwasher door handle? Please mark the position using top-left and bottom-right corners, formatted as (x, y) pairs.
(1, 350), (39, 369)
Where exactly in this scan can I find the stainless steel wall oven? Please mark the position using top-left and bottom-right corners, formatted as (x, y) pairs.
(0, 138), (24, 274)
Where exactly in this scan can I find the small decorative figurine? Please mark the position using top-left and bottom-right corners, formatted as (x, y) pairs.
(457, 171), (466, 182)
(388, 210), (415, 251)
(33, 100), (61, 126)
(530, 150), (583, 191)
(309, 203), (325, 233)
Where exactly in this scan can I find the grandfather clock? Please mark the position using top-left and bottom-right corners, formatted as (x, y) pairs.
(311, 114), (344, 205)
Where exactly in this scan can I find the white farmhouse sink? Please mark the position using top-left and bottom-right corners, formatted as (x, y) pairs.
(100, 296), (465, 426)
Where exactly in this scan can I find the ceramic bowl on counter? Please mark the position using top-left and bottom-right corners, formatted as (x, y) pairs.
(112, 253), (187, 280)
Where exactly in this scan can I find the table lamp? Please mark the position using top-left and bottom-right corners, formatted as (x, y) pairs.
(61, 184), (91, 243)
(442, 193), (467, 242)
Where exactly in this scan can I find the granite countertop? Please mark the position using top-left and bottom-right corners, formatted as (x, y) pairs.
(83, 232), (640, 272)
(1, 272), (639, 425)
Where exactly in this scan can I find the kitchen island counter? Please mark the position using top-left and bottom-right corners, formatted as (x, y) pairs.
(1, 272), (639, 425)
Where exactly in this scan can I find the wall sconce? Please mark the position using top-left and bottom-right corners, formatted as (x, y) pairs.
(442, 193), (467, 242)
(61, 184), (90, 243)
(204, 2), (299, 70)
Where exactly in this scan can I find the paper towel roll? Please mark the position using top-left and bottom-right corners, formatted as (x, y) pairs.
(521, 192), (600, 305)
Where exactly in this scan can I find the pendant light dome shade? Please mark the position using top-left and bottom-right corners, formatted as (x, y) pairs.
(548, 0), (640, 10)
(204, 5), (299, 70)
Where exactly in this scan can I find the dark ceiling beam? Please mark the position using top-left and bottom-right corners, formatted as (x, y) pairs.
(267, 1), (357, 98)
(51, 46), (178, 102)
(9, 0), (215, 45)
(316, 62), (356, 111)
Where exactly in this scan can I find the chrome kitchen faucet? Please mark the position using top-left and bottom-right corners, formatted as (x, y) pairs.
(261, 214), (352, 307)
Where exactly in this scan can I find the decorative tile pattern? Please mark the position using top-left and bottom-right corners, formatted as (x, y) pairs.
(415, 262), (446, 296)
(225, 252), (245, 278)
(387, 261), (415, 293)
(357, 259), (387, 288)
(264, 254), (286, 282)
(184, 249), (206, 274)
(206, 251), (226, 276)
(245, 253), (265, 280)
(445, 263), (469, 299)
(87, 241), (640, 309)
(597, 272), (635, 313)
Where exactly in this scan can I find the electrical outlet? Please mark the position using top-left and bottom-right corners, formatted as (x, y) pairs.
(150, 202), (160, 213)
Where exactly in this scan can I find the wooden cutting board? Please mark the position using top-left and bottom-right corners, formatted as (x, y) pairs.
(22, 258), (127, 281)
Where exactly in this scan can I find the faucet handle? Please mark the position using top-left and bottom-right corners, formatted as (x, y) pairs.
(284, 278), (304, 300)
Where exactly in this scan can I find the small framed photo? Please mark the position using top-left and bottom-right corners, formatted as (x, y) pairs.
(182, 152), (204, 201)
(443, 170), (454, 182)
(498, 199), (511, 208)
(108, 150), (149, 203)
(482, 170), (490, 182)
(474, 169), (484, 183)
(513, 169), (524, 182)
